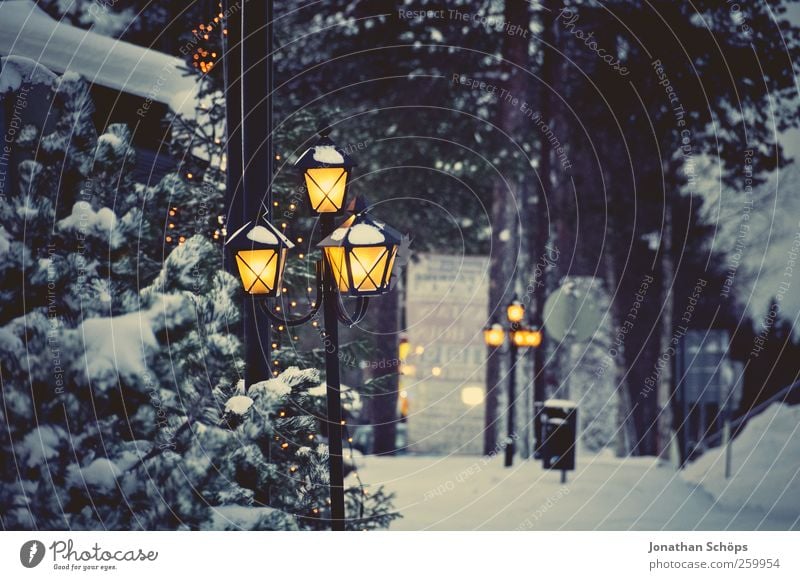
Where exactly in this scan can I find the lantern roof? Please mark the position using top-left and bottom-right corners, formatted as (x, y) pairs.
(226, 211), (295, 250)
(317, 209), (402, 249)
(294, 126), (356, 170)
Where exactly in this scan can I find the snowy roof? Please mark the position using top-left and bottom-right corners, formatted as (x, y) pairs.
(319, 212), (402, 248)
(226, 219), (295, 249)
(0, 1), (197, 112)
(295, 136), (355, 169)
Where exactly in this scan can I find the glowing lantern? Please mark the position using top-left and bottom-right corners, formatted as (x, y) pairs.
(506, 298), (525, 324)
(483, 323), (506, 347)
(294, 127), (355, 214)
(226, 215), (294, 296)
(317, 210), (402, 296)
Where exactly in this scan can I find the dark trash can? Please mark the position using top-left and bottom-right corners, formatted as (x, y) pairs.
(540, 399), (577, 474)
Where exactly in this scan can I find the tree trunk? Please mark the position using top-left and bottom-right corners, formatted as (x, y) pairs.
(371, 284), (401, 455)
(657, 198), (675, 462)
(485, 0), (531, 456)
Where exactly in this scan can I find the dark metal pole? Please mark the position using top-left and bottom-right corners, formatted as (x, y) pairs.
(505, 339), (517, 467)
(320, 215), (346, 531)
(222, 1), (267, 389)
(679, 342), (689, 467)
(239, 0), (274, 389)
(533, 327), (546, 457)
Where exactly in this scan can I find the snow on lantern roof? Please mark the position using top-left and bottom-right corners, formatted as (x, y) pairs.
(319, 210), (402, 248)
(0, 0), (197, 112)
(295, 135), (355, 169)
(226, 218), (294, 250)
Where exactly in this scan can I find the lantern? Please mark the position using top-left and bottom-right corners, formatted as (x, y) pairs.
(483, 323), (505, 347)
(511, 327), (543, 348)
(524, 328), (543, 348)
(226, 215), (294, 296)
(294, 127), (355, 214)
(317, 210), (402, 296)
(506, 298), (525, 324)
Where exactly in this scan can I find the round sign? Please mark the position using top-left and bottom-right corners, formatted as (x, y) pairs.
(543, 283), (604, 342)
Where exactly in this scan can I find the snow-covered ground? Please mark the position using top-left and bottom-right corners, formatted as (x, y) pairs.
(682, 403), (800, 519)
(351, 442), (799, 531)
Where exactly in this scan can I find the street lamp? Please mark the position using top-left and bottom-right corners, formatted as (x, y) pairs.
(483, 297), (541, 467)
(295, 126), (355, 214)
(228, 127), (402, 531)
(227, 216), (295, 296)
(318, 211), (401, 296)
(483, 323), (505, 348)
(507, 298), (525, 324)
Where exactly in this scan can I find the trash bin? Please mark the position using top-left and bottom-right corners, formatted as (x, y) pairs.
(540, 399), (577, 473)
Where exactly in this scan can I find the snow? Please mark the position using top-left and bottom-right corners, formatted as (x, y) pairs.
(352, 452), (798, 530)
(246, 225), (279, 245)
(78, 310), (158, 385)
(330, 226), (348, 241)
(58, 202), (117, 234)
(700, 162), (800, 335)
(228, 221), (294, 249)
(71, 458), (121, 490)
(308, 383), (362, 412)
(96, 132), (126, 156)
(312, 145), (345, 165)
(682, 403), (800, 517)
(225, 395), (254, 415)
(0, 55), (57, 92)
(250, 378), (292, 398)
(0, 1), (197, 110)
(206, 505), (295, 531)
(20, 426), (65, 468)
(16, 202), (38, 220)
(0, 226), (11, 254)
(348, 223), (385, 244)
(544, 399), (578, 409)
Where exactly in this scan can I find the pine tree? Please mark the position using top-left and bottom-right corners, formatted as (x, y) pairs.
(0, 73), (398, 530)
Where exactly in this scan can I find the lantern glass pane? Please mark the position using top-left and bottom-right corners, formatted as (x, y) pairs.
(324, 246), (350, 291)
(305, 167), (348, 213)
(350, 246), (389, 292)
(235, 249), (278, 294)
(385, 246), (398, 285)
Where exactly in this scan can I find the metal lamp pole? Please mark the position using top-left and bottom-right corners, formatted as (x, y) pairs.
(244, 201), (401, 531)
(319, 214), (346, 531)
(505, 327), (518, 467)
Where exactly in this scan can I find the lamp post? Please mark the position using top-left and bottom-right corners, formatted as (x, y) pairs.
(484, 298), (542, 467)
(227, 127), (403, 531)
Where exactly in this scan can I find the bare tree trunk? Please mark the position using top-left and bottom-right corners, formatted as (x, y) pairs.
(371, 286), (401, 455)
(657, 199), (674, 463)
(485, 0), (530, 456)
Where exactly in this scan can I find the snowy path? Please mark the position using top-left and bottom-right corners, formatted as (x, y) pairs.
(351, 453), (799, 531)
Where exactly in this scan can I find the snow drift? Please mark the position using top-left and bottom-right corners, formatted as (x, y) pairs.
(682, 403), (800, 517)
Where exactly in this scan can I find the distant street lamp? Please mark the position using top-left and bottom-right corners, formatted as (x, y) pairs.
(483, 297), (542, 467)
(227, 126), (403, 530)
